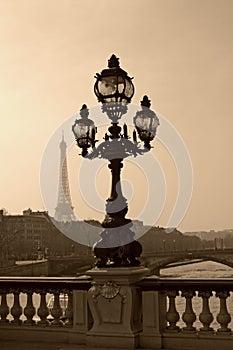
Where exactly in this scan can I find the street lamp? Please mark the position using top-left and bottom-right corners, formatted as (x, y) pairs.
(72, 55), (159, 267)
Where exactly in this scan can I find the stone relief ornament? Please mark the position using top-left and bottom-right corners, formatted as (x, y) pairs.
(100, 282), (120, 299)
(89, 281), (126, 302)
(89, 283), (101, 302)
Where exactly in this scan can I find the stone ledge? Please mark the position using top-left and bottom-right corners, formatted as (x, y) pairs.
(0, 342), (140, 350)
(86, 266), (149, 284)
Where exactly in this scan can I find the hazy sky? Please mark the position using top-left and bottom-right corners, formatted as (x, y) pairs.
(0, 0), (233, 232)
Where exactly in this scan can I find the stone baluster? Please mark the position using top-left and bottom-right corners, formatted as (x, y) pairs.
(23, 291), (36, 325)
(166, 290), (180, 331)
(181, 290), (196, 332)
(216, 291), (231, 333)
(37, 291), (49, 326)
(65, 292), (73, 326)
(51, 291), (63, 326)
(11, 291), (22, 325)
(0, 291), (9, 324)
(199, 291), (213, 332)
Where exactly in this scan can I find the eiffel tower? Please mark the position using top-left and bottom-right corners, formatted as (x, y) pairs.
(54, 132), (75, 222)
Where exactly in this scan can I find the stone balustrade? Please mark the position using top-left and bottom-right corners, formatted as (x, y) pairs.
(1, 273), (233, 349)
(0, 276), (92, 345)
(139, 277), (233, 349)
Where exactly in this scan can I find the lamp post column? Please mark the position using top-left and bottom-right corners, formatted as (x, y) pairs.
(108, 158), (123, 202)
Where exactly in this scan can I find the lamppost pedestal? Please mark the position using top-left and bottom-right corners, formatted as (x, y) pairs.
(86, 266), (149, 349)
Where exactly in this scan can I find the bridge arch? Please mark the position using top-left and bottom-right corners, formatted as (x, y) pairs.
(146, 252), (233, 275)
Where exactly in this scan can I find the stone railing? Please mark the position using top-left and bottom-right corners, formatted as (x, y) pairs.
(139, 277), (233, 350)
(0, 276), (92, 345)
(1, 272), (233, 349)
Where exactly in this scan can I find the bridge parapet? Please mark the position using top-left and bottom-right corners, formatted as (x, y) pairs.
(1, 274), (233, 349)
(0, 276), (92, 345)
(139, 277), (233, 349)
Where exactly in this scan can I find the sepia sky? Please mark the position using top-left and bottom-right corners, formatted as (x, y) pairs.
(0, 0), (233, 232)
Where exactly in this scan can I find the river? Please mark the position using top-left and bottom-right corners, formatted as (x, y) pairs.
(160, 260), (233, 279)
(160, 260), (233, 330)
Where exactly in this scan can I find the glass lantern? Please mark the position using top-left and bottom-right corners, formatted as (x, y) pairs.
(94, 55), (134, 104)
(134, 96), (159, 149)
(72, 104), (96, 157)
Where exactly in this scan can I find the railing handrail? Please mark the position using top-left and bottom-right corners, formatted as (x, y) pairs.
(138, 277), (233, 290)
(0, 275), (92, 290)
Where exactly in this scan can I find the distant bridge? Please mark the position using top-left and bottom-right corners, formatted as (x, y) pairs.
(2, 249), (233, 277)
(142, 248), (233, 274)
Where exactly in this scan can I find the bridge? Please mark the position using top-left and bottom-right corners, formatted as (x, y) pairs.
(0, 249), (233, 349)
(1, 272), (233, 350)
(142, 248), (233, 274)
(1, 249), (233, 278)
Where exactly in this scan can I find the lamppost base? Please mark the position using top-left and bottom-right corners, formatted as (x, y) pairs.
(87, 266), (149, 349)
(93, 226), (142, 268)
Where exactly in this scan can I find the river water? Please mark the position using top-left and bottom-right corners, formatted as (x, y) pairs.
(160, 260), (233, 330)
(160, 260), (233, 279)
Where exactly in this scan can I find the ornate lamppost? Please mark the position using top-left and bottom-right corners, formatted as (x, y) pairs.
(72, 55), (159, 268)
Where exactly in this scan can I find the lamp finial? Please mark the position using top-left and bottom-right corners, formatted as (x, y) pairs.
(141, 95), (151, 108)
(108, 54), (120, 68)
(80, 104), (89, 119)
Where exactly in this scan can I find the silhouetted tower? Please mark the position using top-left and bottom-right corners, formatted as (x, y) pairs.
(54, 133), (75, 222)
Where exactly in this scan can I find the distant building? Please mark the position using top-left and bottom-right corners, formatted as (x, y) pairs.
(139, 226), (204, 254)
(0, 209), (89, 263)
(184, 229), (233, 249)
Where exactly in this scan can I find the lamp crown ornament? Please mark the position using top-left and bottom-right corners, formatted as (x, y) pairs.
(108, 54), (120, 68)
(141, 95), (151, 108)
(80, 104), (89, 118)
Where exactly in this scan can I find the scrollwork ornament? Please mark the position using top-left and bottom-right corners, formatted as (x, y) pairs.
(89, 283), (101, 302)
(119, 287), (127, 304)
